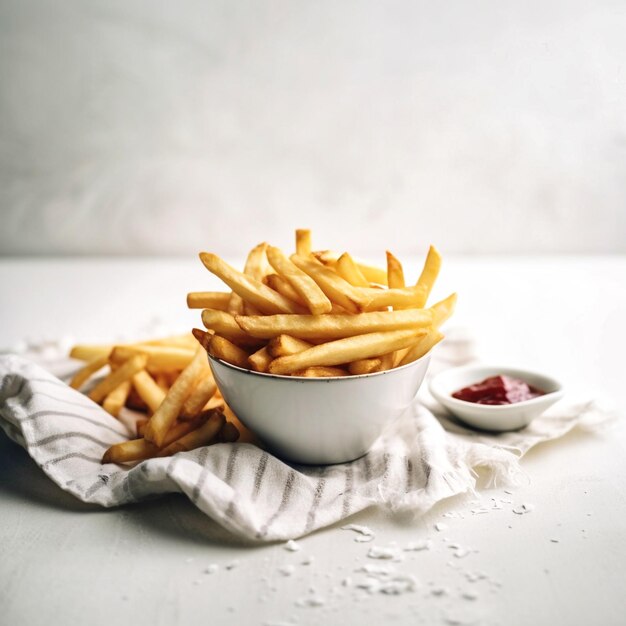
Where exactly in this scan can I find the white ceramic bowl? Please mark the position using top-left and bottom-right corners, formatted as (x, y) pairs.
(208, 353), (432, 465)
(429, 365), (564, 432)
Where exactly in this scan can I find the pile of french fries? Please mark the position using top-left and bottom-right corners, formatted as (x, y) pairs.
(189, 229), (456, 377)
(68, 335), (243, 464)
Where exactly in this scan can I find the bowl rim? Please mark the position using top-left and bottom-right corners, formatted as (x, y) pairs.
(207, 347), (434, 381)
(429, 364), (564, 412)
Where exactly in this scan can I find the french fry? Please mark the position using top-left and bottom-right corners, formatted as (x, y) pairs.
(191, 327), (212, 352)
(430, 292), (457, 328)
(132, 370), (166, 413)
(313, 251), (388, 285)
(268, 329), (427, 375)
(136, 419), (148, 437)
(110, 345), (195, 371)
(219, 420), (240, 443)
(201, 309), (263, 346)
(264, 273), (308, 307)
(199, 252), (304, 315)
(398, 329), (444, 366)
(267, 246), (332, 315)
(187, 292), (231, 310)
(102, 380), (132, 417)
(228, 242), (268, 315)
(359, 286), (428, 311)
(158, 409), (225, 457)
(290, 254), (365, 313)
(267, 334), (314, 358)
(348, 358), (382, 375)
(208, 335), (250, 369)
(236, 309), (433, 340)
(69, 355), (109, 389)
(416, 245), (442, 303)
(295, 366), (349, 377)
(248, 346), (272, 372)
(335, 253), (369, 287)
(144, 348), (209, 447)
(88, 354), (148, 404)
(102, 438), (158, 464)
(70, 344), (113, 362)
(181, 371), (217, 417)
(154, 373), (170, 392)
(386, 251), (405, 289)
(295, 229), (312, 256)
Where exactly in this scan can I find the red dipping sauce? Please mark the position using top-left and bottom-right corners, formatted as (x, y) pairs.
(452, 375), (546, 405)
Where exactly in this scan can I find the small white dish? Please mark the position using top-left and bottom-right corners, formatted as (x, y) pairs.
(429, 365), (564, 432)
(208, 352), (432, 465)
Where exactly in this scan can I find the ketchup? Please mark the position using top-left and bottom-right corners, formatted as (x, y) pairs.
(452, 375), (545, 405)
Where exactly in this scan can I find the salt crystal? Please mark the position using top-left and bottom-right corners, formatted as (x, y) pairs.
(512, 503), (535, 515)
(355, 535), (375, 543)
(434, 523), (448, 532)
(367, 545), (403, 560)
(550, 538), (560, 543)
(442, 512), (456, 518)
(279, 565), (295, 577)
(471, 508), (490, 515)
(342, 577), (353, 587)
(454, 548), (470, 559)
(462, 591), (478, 601)
(500, 498), (513, 504)
(204, 564), (219, 575)
(225, 560), (240, 570)
(447, 543), (461, 550)
(296, 596), (325, 608)
(285, 540), (301, 552)
(431, 587), (448, 596)
(342, 524), (375, 540)
(504, 489), (513, 494)
(301, 556), (314, 566)
(404, 540), (432, 552)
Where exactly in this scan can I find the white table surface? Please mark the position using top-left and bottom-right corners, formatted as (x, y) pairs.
(1, 255), (625, 626)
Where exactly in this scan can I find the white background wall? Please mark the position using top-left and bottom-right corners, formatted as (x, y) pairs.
(1, 0), (625, 257)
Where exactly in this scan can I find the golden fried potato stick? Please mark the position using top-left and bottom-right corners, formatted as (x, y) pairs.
(208, 335), (250, 369)
(132, 370), (166, 413)
(158, 409), (225, 457)
(290, 254), (365, 313)
(248, 346), (272, 373)
(264, 273), (308, 307)
(228, 242), (268, 315)
(102, 414), (211, 463)
(136, 419), (148, 437)
(69, 355), (109, 390)
(359, 286), (428, 311)
(102, 380), (132, 417)
(201, 309), (263, 346)
(386, 251), (406, 289)
(191, 327), (212, 352)
(70, 344), (114, 362)
(181, 371), (217, 418)
(88, 354), (148, 404)
(295, 366), (349, 377)
(110, 345), (195, 371)
(236, 309), (433, 340)
(335, 253), (369, 287)
(144, 348), (209, 447)
(398, 329), (444, 366)
(267, 246), (332, 315)
(268, 329), (427, 375)
(267, 334), (314, 358)
(415, 245), (442, 303)
(200, 252), (304, 315)
(187, 291), (231, 310)
(312, 251), (388, 286)
(154, 373), (170, 392)
(348, 358), (382, 375)
(295, 229), (312, 256)
(430, 292), (457, 328)
(219, 420), (240, 443)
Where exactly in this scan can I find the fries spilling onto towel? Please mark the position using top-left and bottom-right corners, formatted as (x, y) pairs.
(68, 334), (246, 464)
(189, 230), (455, 377)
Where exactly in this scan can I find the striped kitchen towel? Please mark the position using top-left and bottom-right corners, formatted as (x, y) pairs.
(0, 348), (608, 542)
